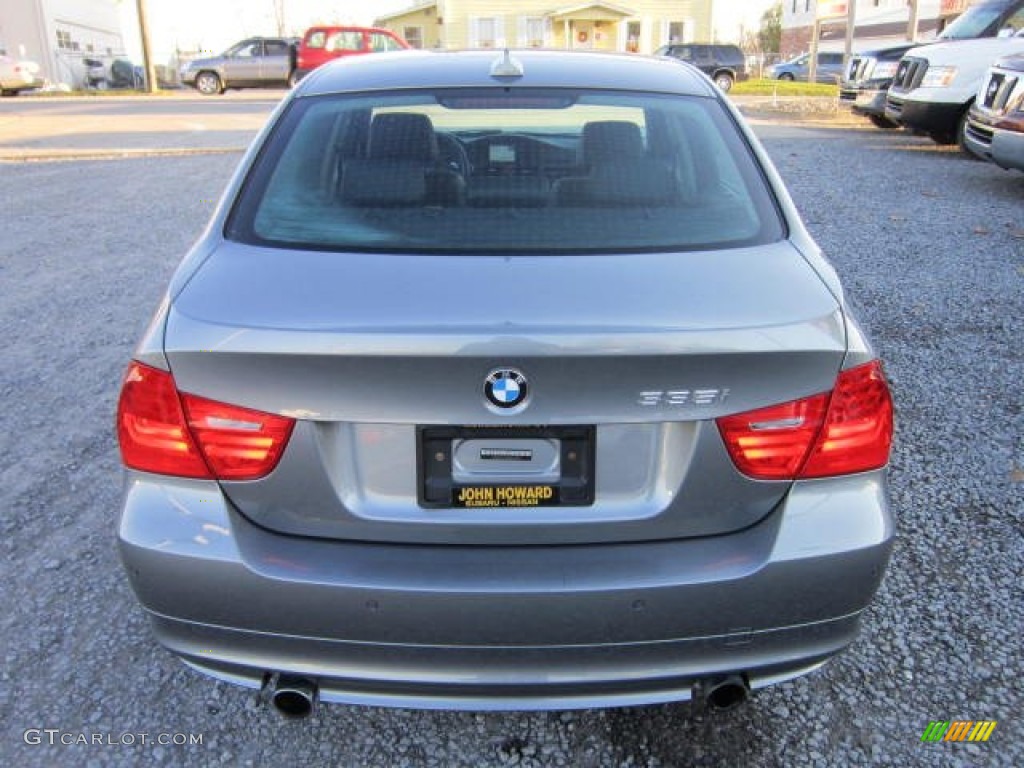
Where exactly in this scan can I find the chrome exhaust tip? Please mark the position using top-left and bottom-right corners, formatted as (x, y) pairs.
(702, 674), (751, 712)
(265, 674), (318, 719)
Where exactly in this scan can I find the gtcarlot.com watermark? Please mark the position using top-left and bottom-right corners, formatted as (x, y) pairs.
(24, 729), (203, 747)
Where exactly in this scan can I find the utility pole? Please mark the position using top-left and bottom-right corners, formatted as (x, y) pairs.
(809, 18), (820, 82)
(844, 0), (857, 64)
(907, 0), (921, 40)
(136, 0), (158, 93)
(273, 0), (287, 37)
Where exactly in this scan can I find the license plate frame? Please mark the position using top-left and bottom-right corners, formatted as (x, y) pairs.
(417, 425), (595, 509)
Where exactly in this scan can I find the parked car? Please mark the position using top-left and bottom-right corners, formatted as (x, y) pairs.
(180, 37), (297, 95)
(886, 34), (1024, 147)
(963, 52), (1024, 170)
(653, 43), (747, 91)
(116, 49), (894, 717)
(840, 44), (917, 128)
(842, 0), (1024, 129)
(0, 54), (43, 96)
(768, 52), (845, 83)
(293, 26), (409, 83)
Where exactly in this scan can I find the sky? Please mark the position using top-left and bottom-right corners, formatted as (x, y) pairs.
(120, 1), (776, 62)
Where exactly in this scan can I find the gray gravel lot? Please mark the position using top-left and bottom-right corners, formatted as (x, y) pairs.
(1, 124), (1021, 767)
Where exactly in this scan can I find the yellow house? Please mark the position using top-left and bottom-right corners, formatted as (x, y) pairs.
(375, 1), (713, 55)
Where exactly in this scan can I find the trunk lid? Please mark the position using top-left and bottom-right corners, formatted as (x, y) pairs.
(164, 241), (845, 545)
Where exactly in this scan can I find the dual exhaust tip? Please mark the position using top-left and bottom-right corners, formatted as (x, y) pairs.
(261, 672), (749, 718)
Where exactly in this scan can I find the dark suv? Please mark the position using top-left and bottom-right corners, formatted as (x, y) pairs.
(654, 43), (747, 91)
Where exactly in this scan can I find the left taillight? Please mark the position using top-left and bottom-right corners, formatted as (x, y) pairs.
(116, 361), (295, 481)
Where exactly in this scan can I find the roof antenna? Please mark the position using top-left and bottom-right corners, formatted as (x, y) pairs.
(490, 48), (524, 78)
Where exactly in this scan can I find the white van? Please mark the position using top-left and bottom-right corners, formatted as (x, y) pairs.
(885, 4), (1024, 148)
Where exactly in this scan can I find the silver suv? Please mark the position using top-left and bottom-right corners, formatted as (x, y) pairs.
(117, 49), (894, 717)
(180, 37), (296, 95)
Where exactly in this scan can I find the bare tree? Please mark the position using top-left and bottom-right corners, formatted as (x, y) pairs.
(758, 2), (782, 55)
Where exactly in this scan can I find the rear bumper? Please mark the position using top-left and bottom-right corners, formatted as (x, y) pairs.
(119, 470), (893, 710)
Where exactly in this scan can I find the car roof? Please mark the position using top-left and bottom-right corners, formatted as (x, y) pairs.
(298, 49), (717, 98)
(304, 25), (399, 33)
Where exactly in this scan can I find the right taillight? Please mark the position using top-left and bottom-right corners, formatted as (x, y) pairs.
(799, 360), (893, 478)
(117, 361), (295, 481)
(717, 360), (893, 481)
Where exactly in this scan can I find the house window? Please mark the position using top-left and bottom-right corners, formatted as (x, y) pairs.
(519, 17), (546, 48)
(56, 29), (73, 50)
(667, 21), (685, 44)
(404, 26), (424, 49)
(478, 18), (496, 47)
(470, 17), (503, 48)
(626, 20), (641, 52)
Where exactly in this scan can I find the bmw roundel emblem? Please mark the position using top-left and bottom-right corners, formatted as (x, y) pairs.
(484, 368), (529, 410)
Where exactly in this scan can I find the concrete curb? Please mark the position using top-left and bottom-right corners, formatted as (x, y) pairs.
(0, 146), (245, 162)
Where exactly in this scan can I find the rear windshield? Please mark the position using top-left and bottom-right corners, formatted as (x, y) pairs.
(227, 88), (783, 253)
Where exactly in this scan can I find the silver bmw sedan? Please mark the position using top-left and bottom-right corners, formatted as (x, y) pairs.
(116, 49), (894, 717)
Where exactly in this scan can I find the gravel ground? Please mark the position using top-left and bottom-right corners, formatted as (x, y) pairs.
(1, 123), (1021, 767)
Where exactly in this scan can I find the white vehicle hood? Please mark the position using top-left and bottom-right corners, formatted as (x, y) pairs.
(905, 36), (1024, 66)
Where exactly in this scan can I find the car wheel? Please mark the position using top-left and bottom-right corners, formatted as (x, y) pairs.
(714, 72), (734, 92)
(778, 73), (795, 81)
(955, 108), (977, 158)
(868, 114), (899, 130)
(195, 71), (223, 96)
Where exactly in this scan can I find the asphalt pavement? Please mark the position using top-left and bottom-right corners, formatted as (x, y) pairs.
(0, 92), (279, 160)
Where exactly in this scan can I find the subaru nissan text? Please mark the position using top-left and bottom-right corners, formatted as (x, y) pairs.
(116, 50), (895, 715)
